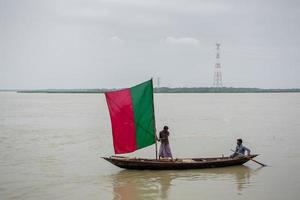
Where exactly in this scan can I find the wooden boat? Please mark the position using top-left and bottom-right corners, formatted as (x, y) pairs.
(102, 80), (264, 170)
(102, 154), (258, 170)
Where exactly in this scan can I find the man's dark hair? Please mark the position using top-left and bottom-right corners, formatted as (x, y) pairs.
(163, 126), (169, 130)
(237, 138), (243, 143)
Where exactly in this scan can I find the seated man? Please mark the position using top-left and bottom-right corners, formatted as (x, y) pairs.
(230, 138), (251, 158)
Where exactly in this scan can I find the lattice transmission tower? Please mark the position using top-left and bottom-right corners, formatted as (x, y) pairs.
(213, 43), (223, 87)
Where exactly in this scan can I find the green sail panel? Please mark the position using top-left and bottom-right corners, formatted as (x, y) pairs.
(130, 80), (156, 149)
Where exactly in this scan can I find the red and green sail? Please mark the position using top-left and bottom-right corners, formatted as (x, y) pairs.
(105, 80), (156, 154)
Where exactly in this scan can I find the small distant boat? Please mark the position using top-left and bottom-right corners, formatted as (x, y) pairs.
(103, 155), (258, 170)
(102, 79), (260, 170)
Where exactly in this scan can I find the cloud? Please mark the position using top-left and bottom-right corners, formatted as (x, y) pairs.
(165, 36), (199, 46)
(109, 36), (123, 44)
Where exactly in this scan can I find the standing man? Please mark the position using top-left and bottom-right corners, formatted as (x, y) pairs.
(158, 126), (173, 159)
(230, 138), (251, 158)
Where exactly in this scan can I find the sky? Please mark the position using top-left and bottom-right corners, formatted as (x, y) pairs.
(0, 0), (300, 89)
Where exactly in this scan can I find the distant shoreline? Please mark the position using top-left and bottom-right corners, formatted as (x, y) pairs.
(4, 87), (300, 93)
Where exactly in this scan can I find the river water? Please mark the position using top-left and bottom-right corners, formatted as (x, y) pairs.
(0, 92), (299, 200)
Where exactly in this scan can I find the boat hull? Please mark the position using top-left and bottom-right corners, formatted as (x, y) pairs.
(102, 155), (258, 170)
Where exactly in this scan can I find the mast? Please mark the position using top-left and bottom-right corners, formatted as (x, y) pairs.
(151, 78), (158, 159)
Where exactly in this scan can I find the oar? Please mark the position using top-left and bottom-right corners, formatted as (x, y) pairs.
(230, 149), (267, 167)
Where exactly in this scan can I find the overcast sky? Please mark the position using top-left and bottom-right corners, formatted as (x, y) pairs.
(1, 0), (299, 89)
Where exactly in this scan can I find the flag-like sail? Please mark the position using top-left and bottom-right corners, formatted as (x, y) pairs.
(105, 80), (156, 154)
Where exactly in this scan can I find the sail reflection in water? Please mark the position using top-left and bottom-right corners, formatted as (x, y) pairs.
(110, 166), (262, 200)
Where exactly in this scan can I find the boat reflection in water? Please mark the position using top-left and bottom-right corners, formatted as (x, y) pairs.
(111, 166), (262, 200)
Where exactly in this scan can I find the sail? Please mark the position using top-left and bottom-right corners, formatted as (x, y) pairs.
(105, 80), (156, 154)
